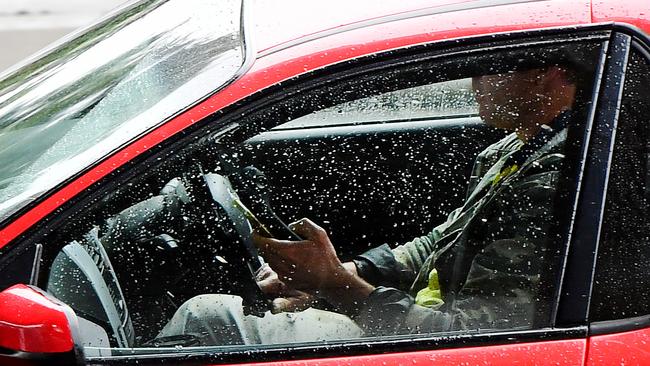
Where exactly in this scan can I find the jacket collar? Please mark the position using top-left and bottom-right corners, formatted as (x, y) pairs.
(504, 109), (572, 169)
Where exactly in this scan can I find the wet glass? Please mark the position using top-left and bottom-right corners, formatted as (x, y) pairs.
(592, 48), (650, 322)
(0, 0), (244, 222)
(275, 79), (477, 129)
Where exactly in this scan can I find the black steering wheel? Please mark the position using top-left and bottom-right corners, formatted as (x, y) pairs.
(192, 166), (301, 315)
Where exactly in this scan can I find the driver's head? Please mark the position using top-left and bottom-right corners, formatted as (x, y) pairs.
(472, 65), (577, 141)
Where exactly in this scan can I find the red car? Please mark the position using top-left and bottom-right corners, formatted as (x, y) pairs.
(1, 0), (649, 365)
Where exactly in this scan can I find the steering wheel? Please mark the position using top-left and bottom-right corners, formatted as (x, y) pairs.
(192, 168), (301, 315)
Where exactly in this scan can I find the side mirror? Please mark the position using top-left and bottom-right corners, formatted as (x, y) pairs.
(0, 284), (83, 365)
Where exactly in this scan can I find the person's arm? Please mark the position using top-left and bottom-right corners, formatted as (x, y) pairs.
(355, 167), (561, 335)
(351, 205), (463, 289)
(254, 259), (358, 313)
(254, 218), (375, 314)
(354, 236), (547, 335)
(353, 134), (519, 287)
(256, 161), (559, 334)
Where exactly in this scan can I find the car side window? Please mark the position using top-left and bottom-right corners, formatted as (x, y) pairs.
(43, 39), (602, 358)
(591, 46), (650, 322)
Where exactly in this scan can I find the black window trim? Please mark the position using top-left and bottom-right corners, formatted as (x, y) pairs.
(90, 327), (586, 366)
(555, 24), (650, 334)
(586, 37), (650, 336)
(591, 314), (650, 336)
(552, 32), (628, 327)
(0, 25), (622, 365)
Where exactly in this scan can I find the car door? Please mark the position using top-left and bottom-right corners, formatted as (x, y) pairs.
(0, 27), (621, 365)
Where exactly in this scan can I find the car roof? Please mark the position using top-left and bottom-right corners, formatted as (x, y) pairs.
(246, 0), (593, 79)
(592, 0), (650, 34)
(250, 0), (588, 56)
(250, 0), (650, 62)
(249, 0), (520, 53)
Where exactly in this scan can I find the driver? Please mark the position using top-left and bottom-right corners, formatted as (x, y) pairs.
(159, 64), (579, 345)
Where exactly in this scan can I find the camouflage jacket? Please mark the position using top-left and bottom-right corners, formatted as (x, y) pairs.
(353, 114), (569, 336)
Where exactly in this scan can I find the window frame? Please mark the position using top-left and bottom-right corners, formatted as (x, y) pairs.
(0, 25), (623, 364)
(587, 34), (650, 335)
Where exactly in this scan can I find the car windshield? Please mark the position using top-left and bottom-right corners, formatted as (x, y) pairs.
(0, 0), (245, 223)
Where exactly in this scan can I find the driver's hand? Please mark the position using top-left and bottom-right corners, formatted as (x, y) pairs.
(254, 218), (375, 314)
(255, 263), (317, 313)
(255, 263), (287, 295)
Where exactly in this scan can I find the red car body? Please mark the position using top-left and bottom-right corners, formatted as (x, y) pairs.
(1, 0), (649, 365)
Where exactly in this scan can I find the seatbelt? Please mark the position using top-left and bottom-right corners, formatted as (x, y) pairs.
(492, 110), (572, 186)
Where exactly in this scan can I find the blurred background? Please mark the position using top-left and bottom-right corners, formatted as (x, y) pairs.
(0, 0), (128, 73)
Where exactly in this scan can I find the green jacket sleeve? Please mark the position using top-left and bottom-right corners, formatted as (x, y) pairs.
(388, 133), (521, 276)
(353, 212), (460, 289)
(353, 134), (520, 289)
(354, 165), (560, 336)
(390, 207), (462, 274)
